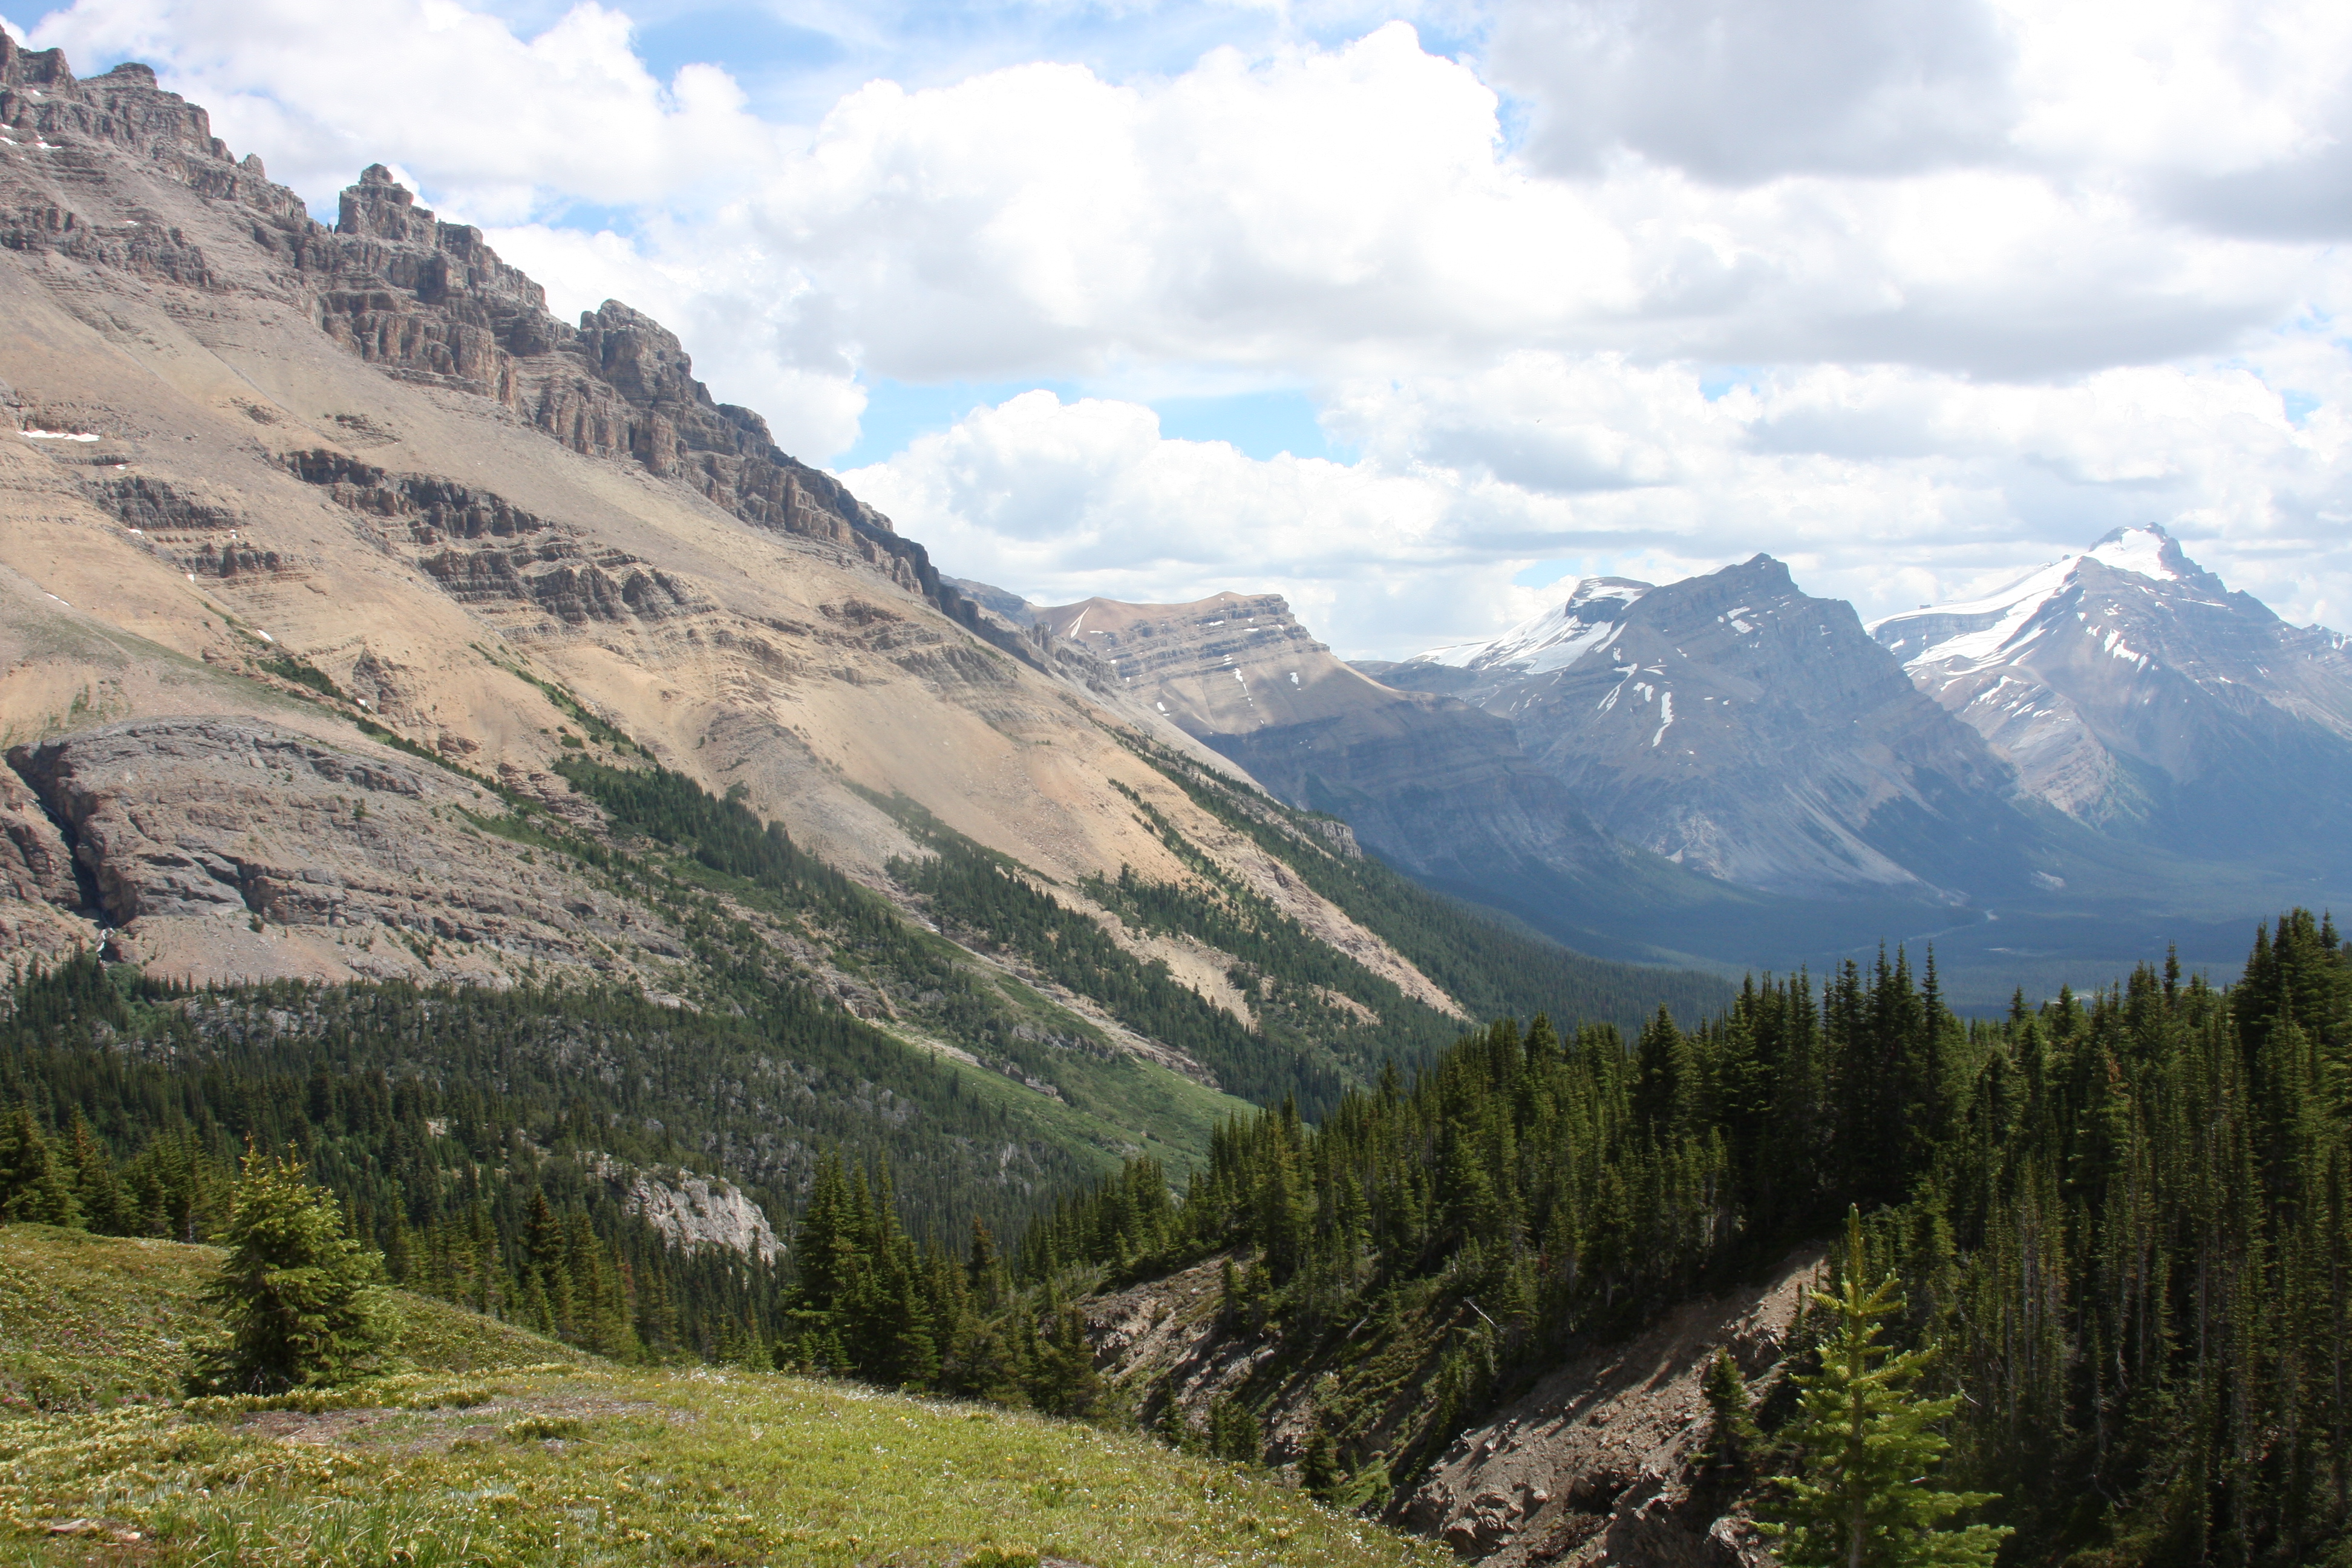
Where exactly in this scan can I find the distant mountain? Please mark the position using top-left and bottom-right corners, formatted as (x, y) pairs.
(1030, 592), (1747, 962)
(1872, 524), (2352, 878)
(1378, 555), (2043, 904)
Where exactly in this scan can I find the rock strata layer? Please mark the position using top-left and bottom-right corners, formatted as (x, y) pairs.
(6, 718), (668, 982)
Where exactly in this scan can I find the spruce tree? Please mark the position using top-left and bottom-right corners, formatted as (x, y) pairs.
(196, 1149), (394, 1392)
(1209, 1394), (1262, 1463)
(0, 1106), (79, 1227)
(65, 1111), (126, 1233)
(1299, 1414), (1349, 1503)
(1700, 1345), (1758, 1475)
(1764, 1209), (2009, 1568)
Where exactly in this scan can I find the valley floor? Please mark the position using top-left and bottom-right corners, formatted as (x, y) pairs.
(0, 1227), (1443, 1568)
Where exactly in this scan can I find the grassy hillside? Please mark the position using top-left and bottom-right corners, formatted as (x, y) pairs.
(0, 1227), (1444, 1567)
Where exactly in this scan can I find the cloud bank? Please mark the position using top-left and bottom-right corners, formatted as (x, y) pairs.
(13, 0), (2351, 653)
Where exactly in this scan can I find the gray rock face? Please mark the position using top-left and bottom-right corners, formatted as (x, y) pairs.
(0, 763), (80, 912)
(1873, 524), (2352, 878)
(1396, 1246), (1820, 1566)
(592, 1156), (780, 1263)
(4, 717), (665, 974)
(1387, 557), (2040, 901)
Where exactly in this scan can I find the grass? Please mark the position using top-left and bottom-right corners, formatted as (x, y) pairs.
(0, 1229), (1448, 1568)
(0, 1226), (578, 1415)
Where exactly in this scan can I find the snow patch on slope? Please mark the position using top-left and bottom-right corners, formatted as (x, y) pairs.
(1411, 577), (1650, 674)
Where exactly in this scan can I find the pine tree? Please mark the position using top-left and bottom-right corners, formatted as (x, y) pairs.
(1764, 1209), (2010, 1568)
(1700, 1345), (1759, 1474)
(195, 1149), (394, 1393)
(0, 1105), (80, 1227)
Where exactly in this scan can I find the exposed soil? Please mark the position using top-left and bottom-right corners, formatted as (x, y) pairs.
(1402, 1246), (1825, 1566)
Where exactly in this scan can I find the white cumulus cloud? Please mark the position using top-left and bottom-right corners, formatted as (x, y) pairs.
(12, 0), (2352, 652)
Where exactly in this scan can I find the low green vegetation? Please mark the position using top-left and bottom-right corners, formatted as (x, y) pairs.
(0, 1226), (1443, 1568)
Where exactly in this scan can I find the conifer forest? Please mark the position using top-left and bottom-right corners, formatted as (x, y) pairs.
(6, 908), (2351, 1564)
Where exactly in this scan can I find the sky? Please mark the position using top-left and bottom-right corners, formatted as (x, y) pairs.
(7, 0), (2350, 658)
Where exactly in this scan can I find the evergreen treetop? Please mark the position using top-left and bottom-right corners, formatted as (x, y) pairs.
(1766, 1208), (2010, 1568)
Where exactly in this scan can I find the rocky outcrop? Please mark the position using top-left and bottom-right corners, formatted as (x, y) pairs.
(279, 451), (700, 624)
(3, 717), (673, 980)
(1078, 1243), (1819, 1566)
(0, 762), (94, 956)
(591, 1155), (782, 1263)
(0, 763), (80, 911)
(0, 41), (307, 252)
(290, 169), (1038, 659)
(1399, 1247), (1822, 1567)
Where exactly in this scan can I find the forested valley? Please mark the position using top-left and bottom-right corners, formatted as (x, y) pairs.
(5, 750), (2348, 1565)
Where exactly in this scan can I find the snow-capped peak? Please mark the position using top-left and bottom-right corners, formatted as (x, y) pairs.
(1412, 577), (1652, 674)
(1867, 525), (2211, 672)
(2085, 523), (2186, 583)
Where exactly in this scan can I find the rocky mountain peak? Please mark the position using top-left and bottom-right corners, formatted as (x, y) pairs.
(1873, 524), (2352, 870)
(2080, 522), (2225, 595)
(336, 162), (438, 244)
(1383, 554), (2028, 900)
(0, 35), (72, 88)
(1, 39), (244, 172)
(1410, 577), (1651, 677)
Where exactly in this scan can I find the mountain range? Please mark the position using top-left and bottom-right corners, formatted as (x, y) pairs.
(3, 28), (2343, 1051)
(0, 35), (1723, 1197)
(7, 39), (2352, 1568)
